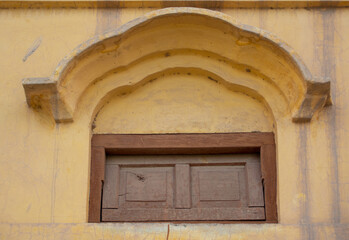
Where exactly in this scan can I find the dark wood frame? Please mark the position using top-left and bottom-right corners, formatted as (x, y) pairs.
(88, 133), (277, 223)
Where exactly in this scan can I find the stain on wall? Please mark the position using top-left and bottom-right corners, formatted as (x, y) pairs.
(23, 37), (42, 62)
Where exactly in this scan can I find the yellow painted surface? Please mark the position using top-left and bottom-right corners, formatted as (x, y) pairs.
(93, 72), (273, 133)
(0, 4), (348, 240)
(2, 0), (349, 8)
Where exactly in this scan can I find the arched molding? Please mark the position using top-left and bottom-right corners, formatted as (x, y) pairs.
(22, 7), (331, 123)
(75, 67), (282, 129)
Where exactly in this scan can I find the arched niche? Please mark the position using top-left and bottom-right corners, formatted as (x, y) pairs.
(91, 68), (274, 134)
(22, 7), (331, 124)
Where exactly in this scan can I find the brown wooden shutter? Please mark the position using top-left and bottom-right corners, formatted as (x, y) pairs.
(101, 154), (265, 222)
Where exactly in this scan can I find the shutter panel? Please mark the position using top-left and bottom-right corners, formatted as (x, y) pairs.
(175, 164), (191, 209)
(101, 154), (265, 221)
(102, 165), (119, 208)
(246, 162), (264, 207)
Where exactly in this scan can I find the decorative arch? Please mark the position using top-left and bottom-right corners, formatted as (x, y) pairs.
(22, 7), (331, 123)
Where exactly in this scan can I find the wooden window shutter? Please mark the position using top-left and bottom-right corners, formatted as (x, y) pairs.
(101, 154), (265, 221)
(89, 133), (277, 223)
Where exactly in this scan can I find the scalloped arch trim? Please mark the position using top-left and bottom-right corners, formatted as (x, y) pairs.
(22, 7), (331, 123)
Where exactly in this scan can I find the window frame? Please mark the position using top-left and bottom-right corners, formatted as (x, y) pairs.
(88, 133), (277, 223)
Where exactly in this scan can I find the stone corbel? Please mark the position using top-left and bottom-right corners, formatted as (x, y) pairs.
(293, 80), (331, 123)
(22, 78), (73, 123)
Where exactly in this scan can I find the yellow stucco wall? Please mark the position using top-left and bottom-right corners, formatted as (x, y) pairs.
(0, 2), (348, 239)
(93, 71), (274, 134)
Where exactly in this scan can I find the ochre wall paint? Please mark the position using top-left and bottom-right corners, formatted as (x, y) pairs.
(0, 4), (348, 239)
(93, 71), (274, 134)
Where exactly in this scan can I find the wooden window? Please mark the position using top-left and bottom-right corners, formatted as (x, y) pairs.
(89, 133), (277, 223)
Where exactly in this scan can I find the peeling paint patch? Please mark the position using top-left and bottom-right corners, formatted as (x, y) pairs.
(23, 37), (42, 62)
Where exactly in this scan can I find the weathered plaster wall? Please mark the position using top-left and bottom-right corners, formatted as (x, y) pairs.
(0, 4), (348, 239)
(93, 70), (274, 134)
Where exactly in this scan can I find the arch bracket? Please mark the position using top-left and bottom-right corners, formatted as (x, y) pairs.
(293, 81), (331, 123)
(22, 77), (73, 123)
